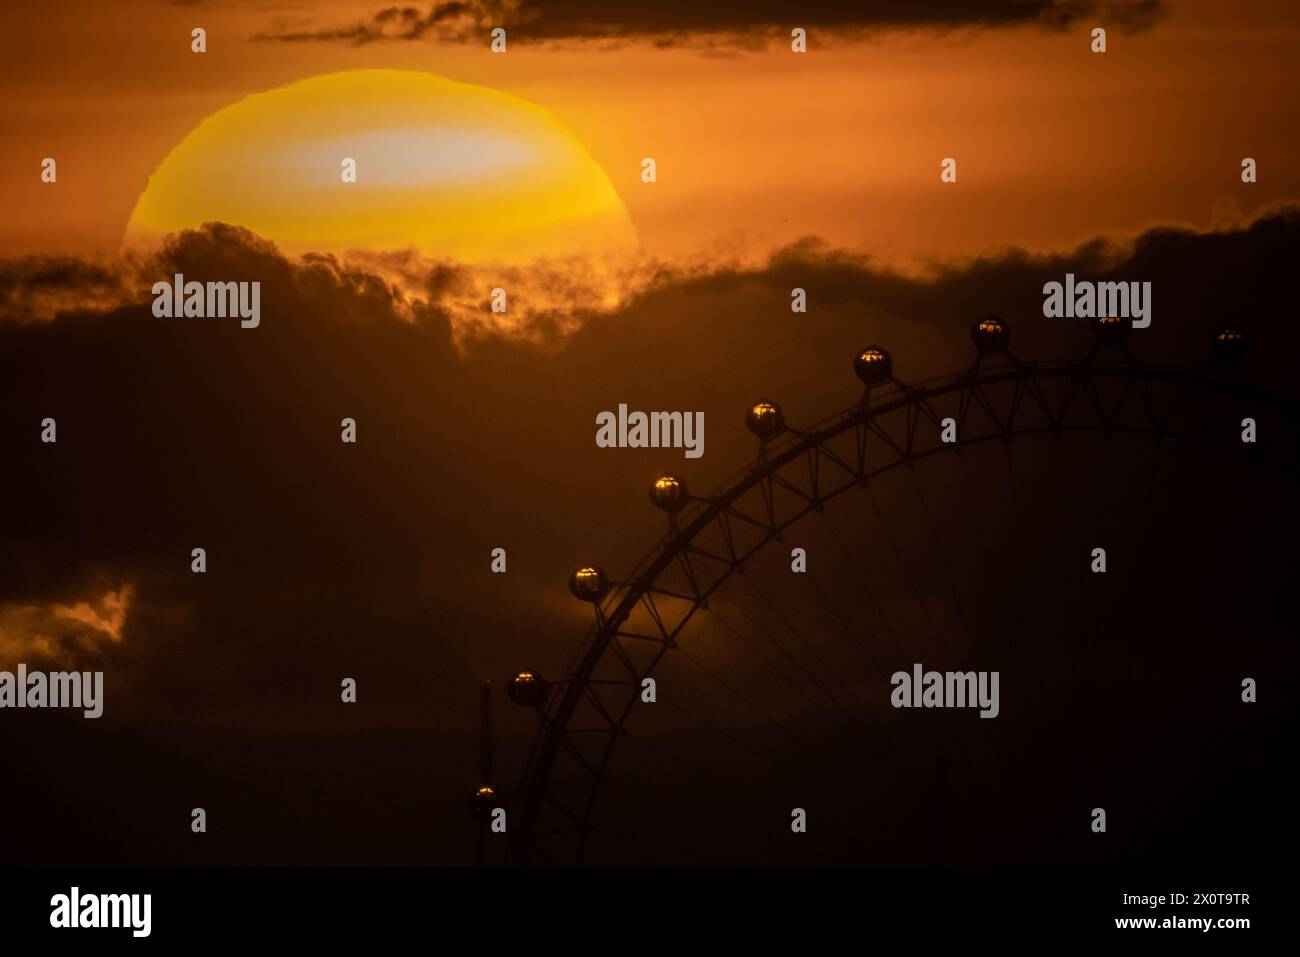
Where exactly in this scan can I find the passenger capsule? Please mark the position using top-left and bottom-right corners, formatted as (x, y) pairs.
(468, 785), (498, 819)
(1212, 326), (1249, 365)
(568, 565), (610, 602)
(745, 400), (785, 439)
(649, 474), (688, 512)
(1092, 314), (1129, 347)
(854, 346), (893, 384)
(508, 671), (548, 707)
(971, 315), (1010, 354)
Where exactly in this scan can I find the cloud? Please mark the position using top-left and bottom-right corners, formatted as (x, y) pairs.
(0, 586), (133, 667)
(253, 1), (512, 44)
(251, 0), (1167, 47)
(0, 255), (133, 324)
(2, 223), (653, 347)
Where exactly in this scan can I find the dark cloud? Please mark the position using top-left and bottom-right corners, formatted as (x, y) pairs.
(0, 254), (129, 323)
(252, 0), (1166, 47)
(1, 209), (1295, 863)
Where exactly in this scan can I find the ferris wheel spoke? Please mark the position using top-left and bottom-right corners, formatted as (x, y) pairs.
(706, 602), (838, 725)
(864, 486), (954, 660)
(908, 468), (976, 654)
(737, 572), (870, 728)
(956, 447), (1016, 647)
(817, 509), (912, 665)
(670, 641), (792, 732)
(803, 568), (897, 693)
(999, 441), (1035, 661)
(744, 567), (877, 725)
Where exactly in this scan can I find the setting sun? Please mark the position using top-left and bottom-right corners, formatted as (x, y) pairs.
(125, 69), (638, 262)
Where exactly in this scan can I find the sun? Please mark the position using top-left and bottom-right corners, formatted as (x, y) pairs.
(125, 69), (638, 262)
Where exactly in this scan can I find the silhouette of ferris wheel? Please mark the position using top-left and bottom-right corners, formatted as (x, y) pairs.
(470, 315), (1297, 865)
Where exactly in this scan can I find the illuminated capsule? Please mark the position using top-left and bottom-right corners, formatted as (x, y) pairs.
(468, 785), (497, 819)
(649, 474), (688, 512)
(971, 315), (1010, 354)
(1092, 314), (1129, 347)
(854, 346), (892, 385)
(568, 565), (609, 602)
(508, 671), (547, 707)
(746, 400), (785, 440)
(1212, 326), (1249, 365)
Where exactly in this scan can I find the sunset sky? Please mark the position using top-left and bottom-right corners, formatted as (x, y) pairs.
(2, 0), (1297, 267)
(1, 0), (1297, 868)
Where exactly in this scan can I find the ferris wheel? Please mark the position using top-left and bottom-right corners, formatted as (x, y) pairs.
(471, 315), (1297, 865)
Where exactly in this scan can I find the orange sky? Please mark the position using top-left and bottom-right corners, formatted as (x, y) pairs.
(2, 0), (1297, 267)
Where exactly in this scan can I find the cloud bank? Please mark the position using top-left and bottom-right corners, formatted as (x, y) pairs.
(252, 0), (1167, 47)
